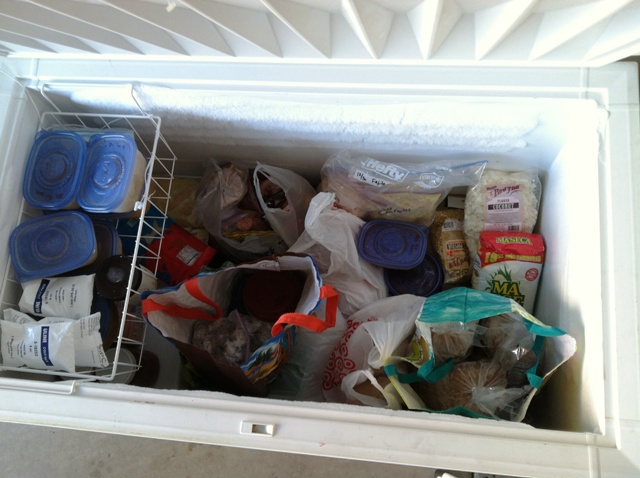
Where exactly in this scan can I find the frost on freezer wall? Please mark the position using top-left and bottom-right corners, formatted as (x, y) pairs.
(54, 83), (543, 177)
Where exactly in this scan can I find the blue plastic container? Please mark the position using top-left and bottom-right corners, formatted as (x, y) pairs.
(358, 219), (427, 269)
(384, 252), (443, 297)
(22, 130), (86, 210)
(9, 210), (98, 282)
(77, 133), (146, 214)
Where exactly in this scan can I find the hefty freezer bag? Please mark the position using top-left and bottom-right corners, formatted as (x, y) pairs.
(319, 151), (487, 226)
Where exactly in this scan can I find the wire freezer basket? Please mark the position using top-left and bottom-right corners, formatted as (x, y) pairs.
(0, 111), (177, 383)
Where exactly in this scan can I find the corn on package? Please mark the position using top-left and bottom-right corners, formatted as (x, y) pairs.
(472, 232), (545, 313)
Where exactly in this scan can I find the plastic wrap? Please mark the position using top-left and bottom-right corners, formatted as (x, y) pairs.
(319, 151), (486, 226)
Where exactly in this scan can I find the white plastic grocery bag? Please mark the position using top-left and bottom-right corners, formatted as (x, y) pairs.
(254, 163), (317, 248)
(322, 294), (426, 408)
(288, 192), (388, 317)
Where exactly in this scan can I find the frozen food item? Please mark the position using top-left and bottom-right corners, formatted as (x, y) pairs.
(19, 274), (95, 319)
(357, 219), (427, 269)
(430, 322), (477, 364)
(95, 255), (157, 306)
(146, 223), (216, 286)
(3, 309), (109, 369)
(472, 232), (545, 313)
(383, 252), (443, 297)
(9, 211), (98, 283)
(167, 178), (205, 229)
(191, 310), (273, 366)
(464, 169), (542, 257)
(430, 208), (472, 288)
(22, 130), (86, 210)
(77, 133), (147, 214)
(418, 360), (508, 414)
(242, 270), (304, 323)
(390, 288), (577, 421)
(319, 151), (487, 226)
(61, 219), (122, 277)
(196, 161), (286, 261)
(480, 313), (535, 372)
(0, 316), (75, 372)
(253, 163), (316, 248)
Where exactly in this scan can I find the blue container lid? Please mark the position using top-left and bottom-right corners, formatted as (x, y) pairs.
(358, 219), (428, 269)
(77, 133), (138, 213)
(384, 252), (443, 297)
(61, 219), (122, 277)
(9, 210), (97, 283)
(22, 130), (86, 210)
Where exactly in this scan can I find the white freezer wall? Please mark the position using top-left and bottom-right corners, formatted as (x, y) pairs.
(0, 58), (639, 477)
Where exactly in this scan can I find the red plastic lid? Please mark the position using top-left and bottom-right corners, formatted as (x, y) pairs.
(358, 219), (427, 270)
(243, 270), (303, 323)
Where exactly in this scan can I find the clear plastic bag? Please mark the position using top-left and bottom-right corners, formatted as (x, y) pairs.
(464, 169), (542, 257)
(195, 161), (286, 261)
(253, 163), (317, 247)
(319, 151), (487, 226)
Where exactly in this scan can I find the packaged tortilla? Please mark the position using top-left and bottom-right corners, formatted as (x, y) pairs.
(430, 208), (472, 288)
(472, 232), (545, 313)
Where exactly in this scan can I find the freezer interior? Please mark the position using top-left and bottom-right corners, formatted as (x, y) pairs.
(0, 61), (638, 475)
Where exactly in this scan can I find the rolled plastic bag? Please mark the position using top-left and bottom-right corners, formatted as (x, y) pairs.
(288, 192), (388, 317)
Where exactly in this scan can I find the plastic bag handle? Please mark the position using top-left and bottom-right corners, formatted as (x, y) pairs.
(271, 285), (339, 336)
(141, 277), (223, 321)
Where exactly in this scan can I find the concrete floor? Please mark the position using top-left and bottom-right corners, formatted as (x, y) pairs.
(0, 421), (437, 478)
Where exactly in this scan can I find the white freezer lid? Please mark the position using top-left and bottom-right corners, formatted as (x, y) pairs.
(0, 0), (639, 67)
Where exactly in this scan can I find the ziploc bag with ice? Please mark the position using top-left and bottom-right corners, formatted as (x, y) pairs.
(384, 288), (577, 421)
(319, 151), (487, 226)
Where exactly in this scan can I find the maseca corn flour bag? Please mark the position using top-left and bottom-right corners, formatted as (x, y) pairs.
(472, 232), (545, 313)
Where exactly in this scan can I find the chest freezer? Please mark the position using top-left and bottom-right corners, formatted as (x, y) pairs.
(0, 1), (639, 477)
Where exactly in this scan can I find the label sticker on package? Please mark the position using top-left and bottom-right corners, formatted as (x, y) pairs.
(484, 184), (523, 231)
(177, 245), (201, 266)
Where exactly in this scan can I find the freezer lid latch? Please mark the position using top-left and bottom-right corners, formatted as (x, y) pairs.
(240, 421), (275, 437)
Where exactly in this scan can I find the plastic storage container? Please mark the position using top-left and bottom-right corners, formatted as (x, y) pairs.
(94, 254), (157, 306)
(77, 133), (146, 214)
(9, 210), (97, 283)
(358, 219), (427, 269)
(22, 130), (86, 210)
(384, 252), (443, 297)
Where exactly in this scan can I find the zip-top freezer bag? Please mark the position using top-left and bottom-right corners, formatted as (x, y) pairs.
(384, 288), (576, 421)
(319, 151), (487, 226)
(142, 254), (338, 397)
(472, 232), (546, 313)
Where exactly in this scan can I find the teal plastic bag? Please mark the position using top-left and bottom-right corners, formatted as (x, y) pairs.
(385, 287), (576, 421)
